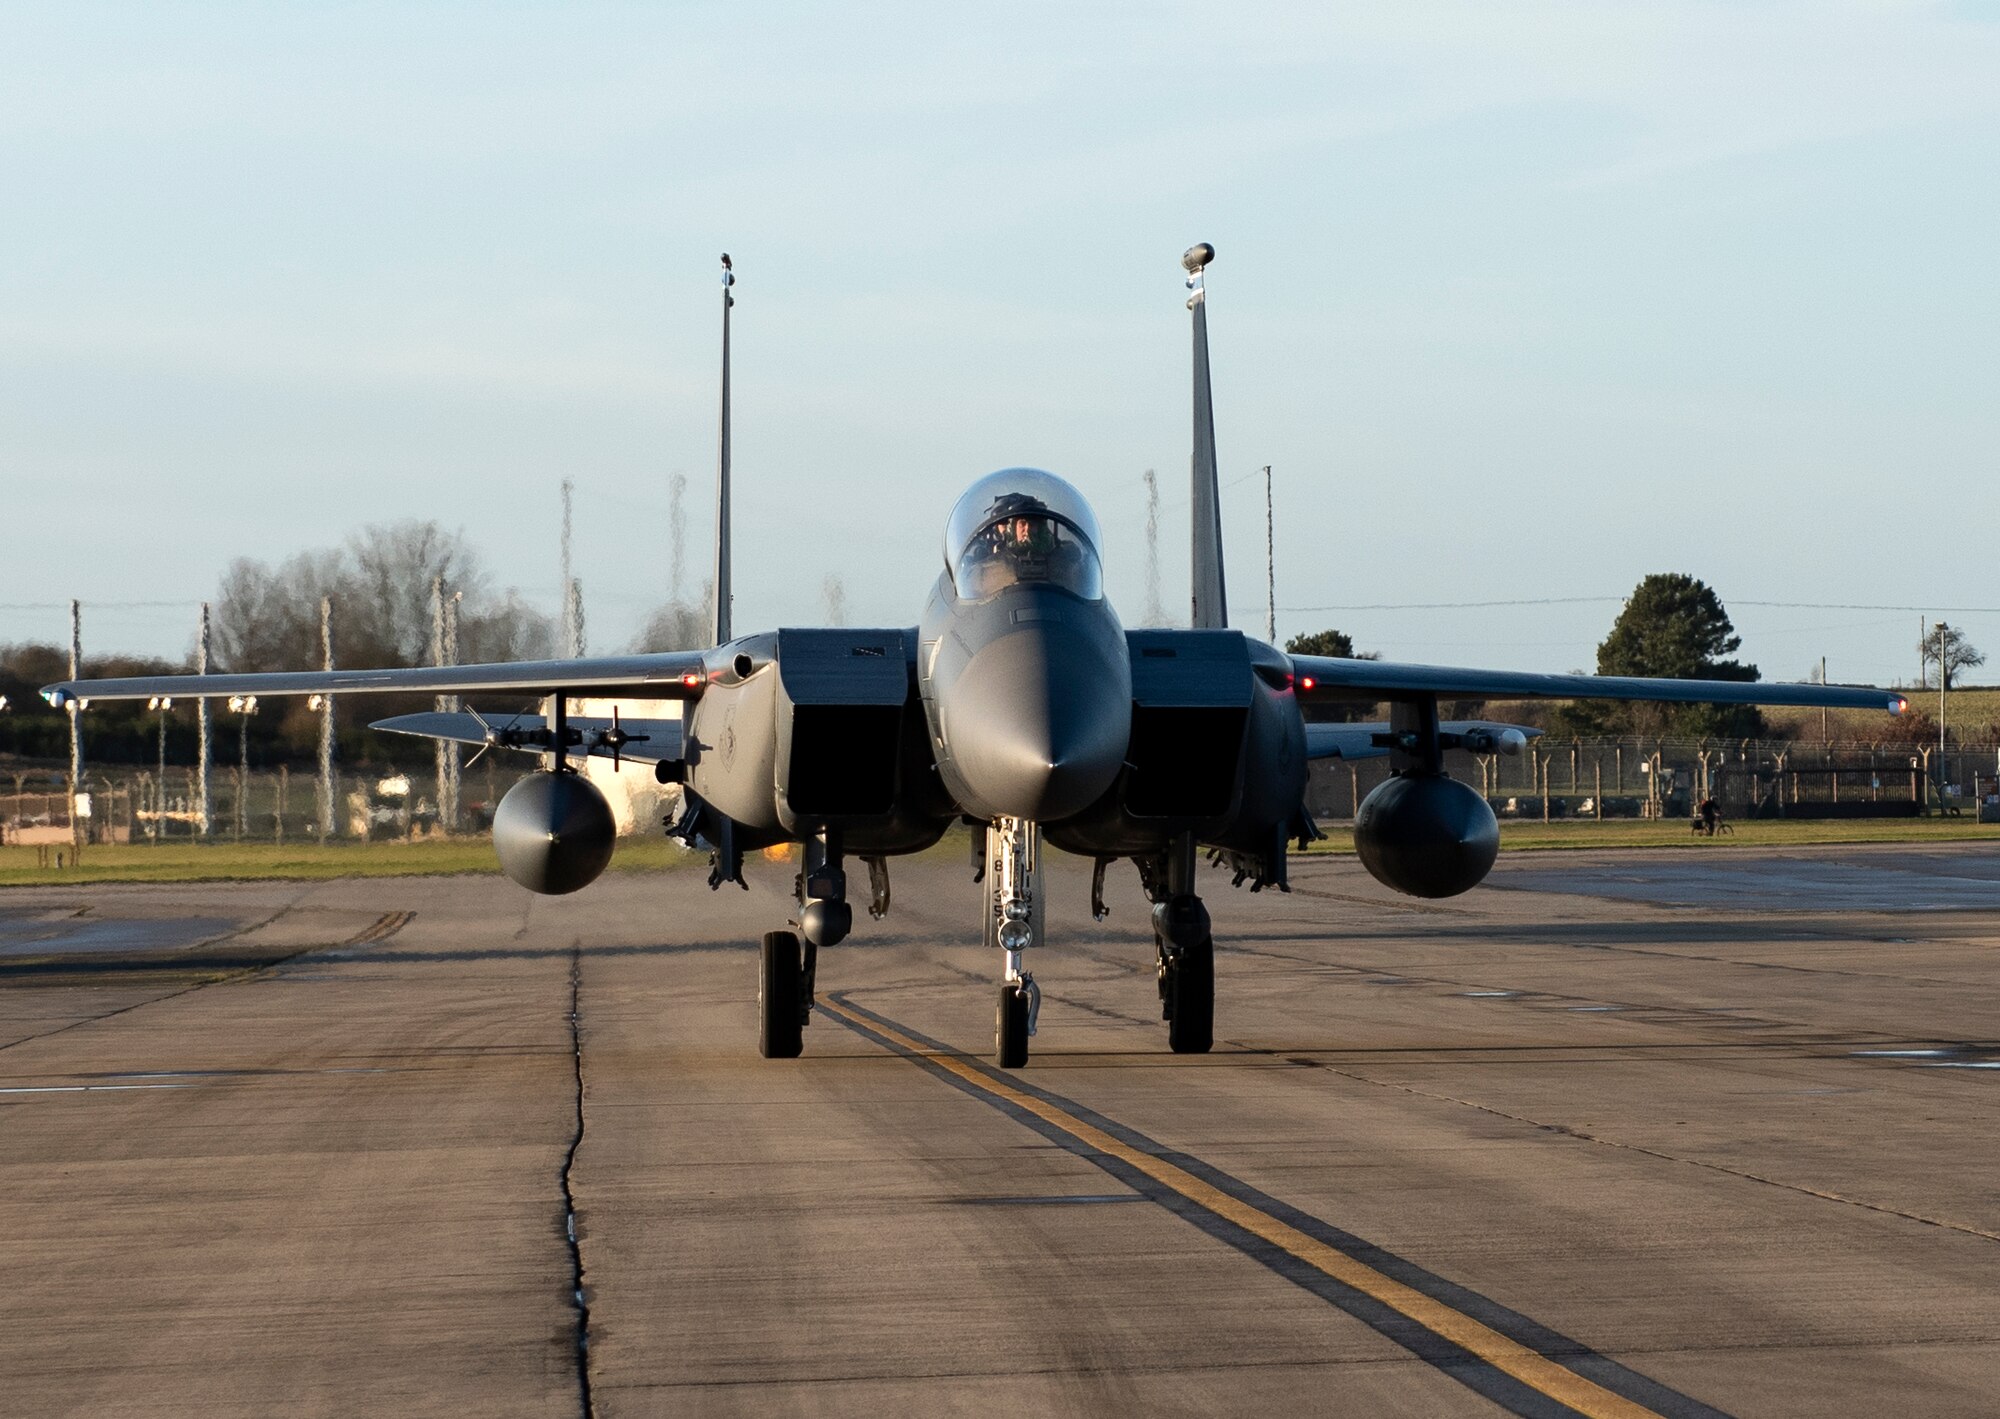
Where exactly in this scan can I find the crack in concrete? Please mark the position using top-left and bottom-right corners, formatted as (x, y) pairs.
(561, 938), (595, 1419)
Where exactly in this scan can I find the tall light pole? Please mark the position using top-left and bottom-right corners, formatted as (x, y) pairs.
(430, 577), (463, 834)
(148, 696), (172, 842)
(68, 600), (84, 851)
(713, 252), (735, 646)
(1936, 620), (1949, 771)
(227, 695), (257, 839)
(196, 602), (213, 838)
(316, 594), (336, 841)
(1262, 464), (1275, 645)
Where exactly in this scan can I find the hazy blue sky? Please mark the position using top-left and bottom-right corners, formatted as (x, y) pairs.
(5, 1), (1996, 686)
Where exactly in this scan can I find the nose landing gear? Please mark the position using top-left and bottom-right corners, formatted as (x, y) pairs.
(987, 815), (1043, 1068)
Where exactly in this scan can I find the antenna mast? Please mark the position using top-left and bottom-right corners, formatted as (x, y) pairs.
(1184, 243), (1227, 630)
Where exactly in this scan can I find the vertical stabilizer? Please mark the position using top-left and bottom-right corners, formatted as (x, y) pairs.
(1185, 243), (1227, 630)
(712, 253), (736, 646)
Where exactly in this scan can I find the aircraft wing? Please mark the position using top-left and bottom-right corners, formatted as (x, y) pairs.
(1290, 656), (1907, 714)
(39, 651), (709, 707)
(1304, 720), (1543, 762)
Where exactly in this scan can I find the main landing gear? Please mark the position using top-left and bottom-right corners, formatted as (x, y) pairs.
(758, 829), (855, 1060)
(759, 930), (805, 1059)
(986, 815), (1043, 1069)
(1148, 834), (1214, 1055)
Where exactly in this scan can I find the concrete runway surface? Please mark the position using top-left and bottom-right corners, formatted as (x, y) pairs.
(3, 842), (1999, 1417)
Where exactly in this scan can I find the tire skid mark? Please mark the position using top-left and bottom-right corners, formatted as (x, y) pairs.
(0, 905), (415, 1054)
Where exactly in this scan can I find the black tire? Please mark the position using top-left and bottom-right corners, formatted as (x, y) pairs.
(760, 930), (804, 1059)
(996, 984), (1030, 1069)
(1167, 940), (1214, 1054)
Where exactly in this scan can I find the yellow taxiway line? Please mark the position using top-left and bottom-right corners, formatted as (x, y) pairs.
(818, 996), (1669, 1419)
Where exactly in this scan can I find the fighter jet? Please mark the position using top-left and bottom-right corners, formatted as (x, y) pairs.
(44, 247), (1907, 1068)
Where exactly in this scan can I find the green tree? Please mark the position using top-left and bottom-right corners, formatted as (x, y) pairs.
(1555, 574), (1762, 738)
(1919, 622), (1984, 690)
(1284, 629), (1375, 660)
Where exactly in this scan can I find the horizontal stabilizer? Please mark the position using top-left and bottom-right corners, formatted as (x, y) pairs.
(372, 711), (685, 767)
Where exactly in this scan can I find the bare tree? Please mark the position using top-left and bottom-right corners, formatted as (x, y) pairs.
(211, 549), (345, 672)
(213, 520), (551, 672)
(631, 587), (711, 653)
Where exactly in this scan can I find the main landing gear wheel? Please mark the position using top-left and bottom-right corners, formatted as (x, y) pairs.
(760, 930), (804, 1059)
(996, 984), (1031, 1069)
(1166, 939), (1214, 1055)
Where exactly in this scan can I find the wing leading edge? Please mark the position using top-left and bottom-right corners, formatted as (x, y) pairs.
(1290, 655), (1907, 714)
(39, 651), (709, 707)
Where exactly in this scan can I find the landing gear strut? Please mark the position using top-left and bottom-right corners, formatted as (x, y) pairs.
(1150, 834), (1214, 1055)
(986, 815), (1042, 1068)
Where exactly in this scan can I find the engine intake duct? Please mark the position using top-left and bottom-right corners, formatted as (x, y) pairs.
(774, 628), (909, 823)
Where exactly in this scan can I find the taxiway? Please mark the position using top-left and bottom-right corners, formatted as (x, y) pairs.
(3, 843), (1998, 1417)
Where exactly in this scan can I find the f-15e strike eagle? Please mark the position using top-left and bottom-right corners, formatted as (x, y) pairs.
(47, 245), (1906, 1068)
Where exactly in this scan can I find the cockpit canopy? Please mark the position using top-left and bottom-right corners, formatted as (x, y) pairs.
(945, 468), (1104, 601)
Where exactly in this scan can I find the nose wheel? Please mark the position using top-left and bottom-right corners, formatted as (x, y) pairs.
(759, 930), (805, 1059)
(996, 983), (1031, 1068)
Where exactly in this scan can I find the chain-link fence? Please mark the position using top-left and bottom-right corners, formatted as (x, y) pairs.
(7, 729), (1997, 850)
(0, 760), (542, 847)
(1306, 735), (2000, 824)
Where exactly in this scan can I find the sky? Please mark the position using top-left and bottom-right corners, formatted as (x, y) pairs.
(3, 0), (1997, 687)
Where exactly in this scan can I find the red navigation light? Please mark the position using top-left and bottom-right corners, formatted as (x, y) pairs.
(681, 672), (702, 688)
(1892, 695), (1908, 715)
(1299, 675), (1316, 692)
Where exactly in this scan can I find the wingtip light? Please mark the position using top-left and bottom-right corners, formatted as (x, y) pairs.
(1299, 675), (1316, 692)
(1891, 695), (1908, 715)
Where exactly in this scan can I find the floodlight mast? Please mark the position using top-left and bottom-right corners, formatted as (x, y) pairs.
(713, 253), (735, 647)
(67, 600), (83, 852)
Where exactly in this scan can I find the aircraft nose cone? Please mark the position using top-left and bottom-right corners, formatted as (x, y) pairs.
(949, 627), (1129, 822)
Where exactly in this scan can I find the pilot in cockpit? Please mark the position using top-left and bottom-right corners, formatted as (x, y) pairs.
(960, 498), (1089, 598)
